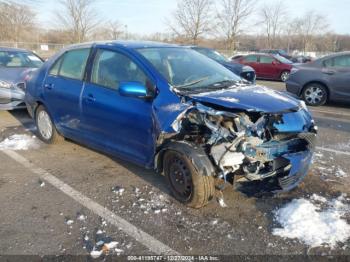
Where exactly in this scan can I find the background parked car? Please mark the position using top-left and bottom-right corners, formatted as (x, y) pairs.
(290, 55), (313, 64)
(0, 47), (43, 110)
(286, 52), (350, 106)
(259, 49), (293, 60)
(235, 53), (293, 82)
(188, 46), (256, 83)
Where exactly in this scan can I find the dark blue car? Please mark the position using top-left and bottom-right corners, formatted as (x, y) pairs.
(188, 46), (256, 83)
(25, 41), (317, 208)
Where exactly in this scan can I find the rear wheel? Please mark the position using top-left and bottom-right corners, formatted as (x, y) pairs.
(280, 71), (290, 82)
(302, 83), (328, 106)
(163, 150), (215, 208)
(35, 105), (63, 144)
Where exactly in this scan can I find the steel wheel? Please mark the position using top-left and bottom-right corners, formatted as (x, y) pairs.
(37, 110), (53, 140)
(303, 83), (327, 106)
(163, 148), (215, 208)
(167, 154), (193, 201)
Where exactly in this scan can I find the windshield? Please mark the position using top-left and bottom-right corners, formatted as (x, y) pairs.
(0, 51), (43, 68)
(193, 48), (228, 63)
(275, 54), (293, 64)
(137, 47), (241, 91)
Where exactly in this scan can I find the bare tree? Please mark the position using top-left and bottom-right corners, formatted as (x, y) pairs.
(294, 11), (329, 52)
(259, 0), (287, 49)
(55, 0), (100, 43)
(216, 0), (255, 51)
(106, 20), (124, 40)
(0, 1), (36, 42)
(167, 0), (213, 44)
(91, 20), (124, 41)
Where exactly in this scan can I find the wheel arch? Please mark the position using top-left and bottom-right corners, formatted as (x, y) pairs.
(155, 141), (216, 177)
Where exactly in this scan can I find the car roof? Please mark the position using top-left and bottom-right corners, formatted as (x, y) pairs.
(0, 46), (33, 53)
(184, 46), (212, 50)
(320, 51), (350, 60)
(66, 40), (179, 50)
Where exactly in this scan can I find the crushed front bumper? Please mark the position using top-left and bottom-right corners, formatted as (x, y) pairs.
(0, 87), (25, 110)
(276, 150), (313, 192)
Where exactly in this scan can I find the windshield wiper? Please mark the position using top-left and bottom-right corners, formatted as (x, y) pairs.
(175, 76), (210, 89)
(205, 79), (240, 88)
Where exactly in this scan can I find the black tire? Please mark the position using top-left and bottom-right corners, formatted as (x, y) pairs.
(35, 105), (63, 144)
(302, 83), (328, 106)
(163, 150), (215, 208)
(280, 71), (290, 82)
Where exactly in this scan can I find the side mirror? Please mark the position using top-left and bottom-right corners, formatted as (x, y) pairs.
(272, 60), (278, 65)
(119, 82), (153, 99)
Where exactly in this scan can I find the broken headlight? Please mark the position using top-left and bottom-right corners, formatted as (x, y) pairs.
(0, 80), (12, 89)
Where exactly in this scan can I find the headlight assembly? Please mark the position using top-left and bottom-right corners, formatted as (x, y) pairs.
(0, 80), (12, 89)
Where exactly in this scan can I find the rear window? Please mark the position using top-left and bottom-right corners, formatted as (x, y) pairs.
(57, 49), (90, 80)
(244, 55), (258, 62)
(260, 56), (274, 64)
(0, 51), (43, 68)
(324, 55), (350, 68)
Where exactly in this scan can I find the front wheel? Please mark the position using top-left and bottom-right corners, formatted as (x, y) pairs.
(163, 150), (215, 208)
(35, 105), (63, 144)
(302, 83), (328, 106)
(280, 71), (290, 82)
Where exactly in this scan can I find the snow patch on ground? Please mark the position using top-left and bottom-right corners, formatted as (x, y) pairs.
(313, 151), (348, 180)
(273, 194), (350, 249)
(0, 134), (40, 151)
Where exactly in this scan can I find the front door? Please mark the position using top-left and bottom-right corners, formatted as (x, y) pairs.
(323, 55), (350, 100)
(81, 48), (155, 166)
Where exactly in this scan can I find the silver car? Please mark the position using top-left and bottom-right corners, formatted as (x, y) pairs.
(0, 47), (43, 110)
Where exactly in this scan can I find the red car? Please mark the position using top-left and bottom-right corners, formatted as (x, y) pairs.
(235, 54), (293, 82)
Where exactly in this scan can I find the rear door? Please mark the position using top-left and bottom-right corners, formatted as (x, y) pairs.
(80, 48), (155, 165)
(259, 55), (279, 79)
(43, 48), (91, 136)
(323, 55), (350, 100)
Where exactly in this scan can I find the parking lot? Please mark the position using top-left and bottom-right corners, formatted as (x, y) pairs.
(0, 80), (350, 257)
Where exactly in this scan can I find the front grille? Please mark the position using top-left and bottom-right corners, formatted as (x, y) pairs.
(298, 132), (317, 150)
(278, 173), (301, 189)
(240, 71), (256, 82)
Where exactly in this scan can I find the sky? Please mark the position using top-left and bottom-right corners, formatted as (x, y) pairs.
(34, 0), (350, 35)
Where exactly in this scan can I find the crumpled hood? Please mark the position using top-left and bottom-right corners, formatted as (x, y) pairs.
(189, 84), (301, 113)
(0, 68), (33, 84)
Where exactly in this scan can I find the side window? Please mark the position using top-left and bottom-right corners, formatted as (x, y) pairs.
(49, 57), (62, 76)
(91, 49), (148, 90)
(333, 56), (350, 68)
(323, 58), (333, 67)
(59, 49), (90, 80)
(244, 55), (258, 62)
(260, 56), (275, 64)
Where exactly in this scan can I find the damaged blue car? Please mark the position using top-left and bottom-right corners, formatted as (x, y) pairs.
(25, 41), (317, 208)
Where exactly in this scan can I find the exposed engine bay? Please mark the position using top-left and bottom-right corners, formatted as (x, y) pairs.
(164, 102), (317, 192)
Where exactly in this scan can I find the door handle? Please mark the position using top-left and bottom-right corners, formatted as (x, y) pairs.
(44, 83), (54, 90)
(85, 94), (96, 102)
(323, 70), (335, 75)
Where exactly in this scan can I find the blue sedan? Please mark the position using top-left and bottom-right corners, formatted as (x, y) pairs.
(25, 41), (317, 208)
